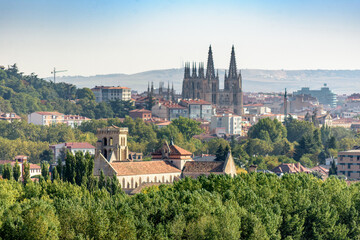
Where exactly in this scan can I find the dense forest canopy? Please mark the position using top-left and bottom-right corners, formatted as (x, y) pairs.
(1, 173), (360, 239)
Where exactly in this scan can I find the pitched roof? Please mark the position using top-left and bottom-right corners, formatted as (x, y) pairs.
(272, 163), (311, 174)
(33, 111), (64, 116)
(29, 163), (41, 170)
(180, 99), (212, 105)
(111, 161), (181, 176)
(152, 143), (192, 159)
(65, 142), (95, 149)
(130, 109), (152, 113)
(311, 166), (329, 176)
(182, 161), (224, 173)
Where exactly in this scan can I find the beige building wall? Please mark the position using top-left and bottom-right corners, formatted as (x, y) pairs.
(337, 150), (360, 179)
(118, 172), (181, 189)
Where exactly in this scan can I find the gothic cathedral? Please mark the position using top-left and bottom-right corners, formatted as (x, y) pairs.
(182, 45), (243, 115)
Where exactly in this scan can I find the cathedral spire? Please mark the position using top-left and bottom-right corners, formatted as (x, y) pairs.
(206, 45), (216, 79)
(228, 45), (237, 79)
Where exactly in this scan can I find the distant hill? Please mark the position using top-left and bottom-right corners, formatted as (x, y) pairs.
(53, 69), (360, 94)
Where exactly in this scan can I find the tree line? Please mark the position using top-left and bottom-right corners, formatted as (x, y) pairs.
(1, 172), (360, 239)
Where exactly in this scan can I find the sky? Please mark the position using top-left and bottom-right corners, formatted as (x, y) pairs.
(0, 0), (359, 78)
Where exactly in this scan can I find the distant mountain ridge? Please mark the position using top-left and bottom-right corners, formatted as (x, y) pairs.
(52, 69), (360, 94)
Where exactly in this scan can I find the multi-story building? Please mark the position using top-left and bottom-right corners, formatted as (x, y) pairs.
(337, 149), (360, 179)
(92, 86), (131, 103)
(28, 112), (65, 126)
(50, 142), (96, 162)
(0, 112), (21, 122)
(182, 46), (243, 115)
(152, 101), (188, 121)
(64, 115), (91, 128)
(179, 99), (213, 121)
(293, 84), (337, 108)
(210, 113), (242, 135)
(129, 109), (152, 120)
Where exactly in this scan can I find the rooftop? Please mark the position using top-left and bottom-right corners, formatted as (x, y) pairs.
(111, 161), (181, 176)
(92, 86), (130, 90)
(182, 161), (224, 173)
(33, 111), (64, 116)
(180, 99), (212, 105)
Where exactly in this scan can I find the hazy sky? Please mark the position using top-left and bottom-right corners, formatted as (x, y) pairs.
(1, 0), (359, 78)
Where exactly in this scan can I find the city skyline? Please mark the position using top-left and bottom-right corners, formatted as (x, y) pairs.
(1, 0), (359, 78)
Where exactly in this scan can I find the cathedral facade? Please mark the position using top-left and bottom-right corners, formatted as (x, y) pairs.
(182, 46), (243, 115)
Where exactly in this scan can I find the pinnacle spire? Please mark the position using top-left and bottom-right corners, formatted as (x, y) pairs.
(228, 45), (237, 79)
(206, 45), (216, 79)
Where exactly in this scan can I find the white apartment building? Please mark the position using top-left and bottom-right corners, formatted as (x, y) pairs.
(210, 113), (242, 135)
(91, 86), (131, 103)
(50, 142), (96, 162)
(28, 112), (65, 126)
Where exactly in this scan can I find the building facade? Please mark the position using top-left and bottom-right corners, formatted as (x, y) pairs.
(293, 84), (337, 108)
(337, 149), (360, 179)
(182, 46), (243, 115)
(210, 113), (242, 135)
(129, 109), (152, 120)
(50, 142), (96, 162)
(28, 112), (65, 126)
(92, 86), (131, 103)
(152, 101), (188, 120)
(179, 99), (213, 121)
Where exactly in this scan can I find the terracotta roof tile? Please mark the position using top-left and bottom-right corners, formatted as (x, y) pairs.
(34, 111), (64, 116)
(65, 142), (95, 149)
(183, 161), (224, 173)
(111, 161), (181, 176)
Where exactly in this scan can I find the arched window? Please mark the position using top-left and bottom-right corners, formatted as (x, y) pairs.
(162, 176), (165, 182)
(127, 182), (130, 188)
(170, 175), (173, 182)
(122, 178), (125, 188)
(147, 176), (150, 182)
(135, 182), (138, 188)
(155, 176), (157, 182)
(103, 137), (107, 146)
(139, 177), (142, 184)
(103, 149), (108, 159)
(109, 137), (113, 146)
(131, 177), (134, 189)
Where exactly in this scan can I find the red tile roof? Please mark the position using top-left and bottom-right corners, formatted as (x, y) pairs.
(181, 99), (212, 105)
(311, 166), (329, 176)
(272, 163), (311, 174)
(29, 163), (41, 170)
(92, 86), (130, 90)
(65, 142), (95, 149)
(34, 111), (64, 116)
(130, 109), (152, 113)
(111, 161), (181, 176)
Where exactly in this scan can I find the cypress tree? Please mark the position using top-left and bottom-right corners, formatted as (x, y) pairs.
(23, 162), (30, 185)
(41, 162), (50, 181)
(2, 163), (12, 180)
(13, 161), (21, 181)
(98, 169), (105, 189)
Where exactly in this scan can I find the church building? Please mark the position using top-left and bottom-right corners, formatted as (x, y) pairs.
(93, 126), (237, 190)
(182, 45), (243, 115)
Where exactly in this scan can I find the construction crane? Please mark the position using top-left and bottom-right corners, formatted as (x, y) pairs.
(51, 67), (67, 84)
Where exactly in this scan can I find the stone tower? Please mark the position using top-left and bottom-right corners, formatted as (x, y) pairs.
(96, 125), (129, 162)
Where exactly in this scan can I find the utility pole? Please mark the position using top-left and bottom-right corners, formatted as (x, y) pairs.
(51, 67), (67, 84)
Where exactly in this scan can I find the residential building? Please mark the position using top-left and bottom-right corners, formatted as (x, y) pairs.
(179, 99), (213, 121)
(293, 84), (337, 108)
(64, 115), (91, 128)
(0, 155), (41, 179)
(272, 163), (311, 175)
(210, 113), (242, 135)
(337, 149), (360, 179)
(244, 104), (271, 115)
(50, 142), (95, 162)
(92, 86), (131, 103)
(152, 101), (188, 120)
(28, 112), (65, 126)
(0, 112), (21, 122)
(129, 109), (152, 120)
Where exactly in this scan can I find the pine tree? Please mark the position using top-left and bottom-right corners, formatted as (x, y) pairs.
(111, 174), (121, 195)
(327, 136), (337, 149)
(13, 161), (21, 181)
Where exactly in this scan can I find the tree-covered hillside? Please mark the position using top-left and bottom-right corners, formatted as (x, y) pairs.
(0, 64), (134, 118)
